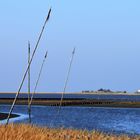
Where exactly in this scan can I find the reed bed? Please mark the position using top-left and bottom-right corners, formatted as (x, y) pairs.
(0, 124), (139, 140)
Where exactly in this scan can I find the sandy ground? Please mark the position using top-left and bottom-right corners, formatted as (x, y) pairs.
(0, 92), (139, 95)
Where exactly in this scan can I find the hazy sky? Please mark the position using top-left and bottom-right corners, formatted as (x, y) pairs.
(0, 0), (140, 92)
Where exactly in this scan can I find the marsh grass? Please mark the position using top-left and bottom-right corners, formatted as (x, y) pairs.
(0, 124), (139, 140)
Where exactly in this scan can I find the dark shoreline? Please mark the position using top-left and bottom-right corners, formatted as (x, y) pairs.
(0, 113), (20, 121)
(1, 98), (140, 108)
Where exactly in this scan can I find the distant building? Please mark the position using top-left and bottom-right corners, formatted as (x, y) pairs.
(82, 90), (95, 93)
(136, 89), (140, 93)
(98, 88), (113, 93)
(82, 90), (90, 93)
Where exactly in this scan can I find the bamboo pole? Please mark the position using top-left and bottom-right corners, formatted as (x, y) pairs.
(49, 48), (76, 127)
(29, 51), (48, 123)
(6, 8), (51, 125)
(58, 47), (76, 110)
(28, 41), (31, 123)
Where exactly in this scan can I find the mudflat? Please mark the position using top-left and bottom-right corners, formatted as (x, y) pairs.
(0, 113), (20, 121)
(0, 98), (140, 108)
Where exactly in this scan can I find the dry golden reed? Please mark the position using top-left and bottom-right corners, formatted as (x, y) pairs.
(0, 124), (139, 140)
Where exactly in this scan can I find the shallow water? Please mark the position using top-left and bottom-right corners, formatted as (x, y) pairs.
(1, 93), (140, 101)
(1, 105), (140, 135)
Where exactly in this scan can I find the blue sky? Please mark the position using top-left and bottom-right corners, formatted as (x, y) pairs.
(0, 0), (140, 92)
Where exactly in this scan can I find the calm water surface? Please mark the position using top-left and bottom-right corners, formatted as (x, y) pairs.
(1, 105), (140, 135)
(1, 93), (140, 101)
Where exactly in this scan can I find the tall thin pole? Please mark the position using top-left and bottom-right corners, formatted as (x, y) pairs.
(28, 41), (31, 123)
(6, 8), (51, 125)
(59, 48), (76, 111)
(49, 48), (76, 127)
(29, 51), (48, 120)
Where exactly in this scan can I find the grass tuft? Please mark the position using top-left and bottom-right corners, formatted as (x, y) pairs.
(0, 124), (139, 140)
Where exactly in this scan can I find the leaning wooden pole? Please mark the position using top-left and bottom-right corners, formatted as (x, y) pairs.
(59, 48), (76, 110)
(6, 8), (51, 125)
(29, 51), (48, 123)
(49, 48), (76, 126)
(28, 41), (31, 123)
